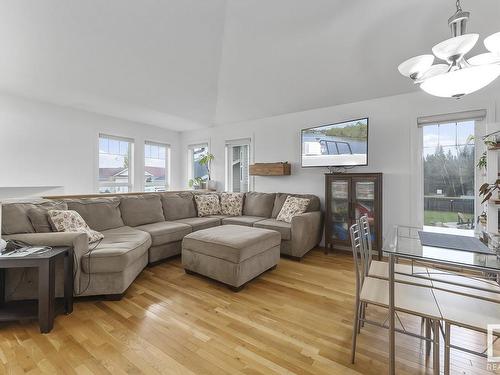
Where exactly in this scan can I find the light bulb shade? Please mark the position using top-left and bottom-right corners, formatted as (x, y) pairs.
(432, 34), (479, 62)
(420, 64), (500, 98)
(468, 52), (500, 66)
(398, 55), (434, 78)
(485, 32), (500, 54)
(415, 64), (449, 83)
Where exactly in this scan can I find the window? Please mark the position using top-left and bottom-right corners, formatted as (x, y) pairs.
(422, 121), (475, 230)
(144, 141), (170, 192)
(226, 139), (251, 193)
(98, 134), (133, 193)
(188, 143), (209, 184)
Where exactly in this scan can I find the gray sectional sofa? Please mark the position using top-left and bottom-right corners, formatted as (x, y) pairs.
(1, 191), (322, 300)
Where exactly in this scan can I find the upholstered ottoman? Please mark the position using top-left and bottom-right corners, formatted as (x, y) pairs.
(182, 224), (281, 291)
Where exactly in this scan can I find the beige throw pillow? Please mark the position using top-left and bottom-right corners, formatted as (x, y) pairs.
(276, 196), (310, 223)
(194, 194), (221, 217)
(48, 210), (104, 244)
(220, 192), (244, 216)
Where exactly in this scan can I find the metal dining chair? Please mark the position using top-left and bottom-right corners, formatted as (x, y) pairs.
(433, 289), (500, 374)
(357, 215), (436, 355)
(358, 215), (431, 286)
(350, 222), (442, 372)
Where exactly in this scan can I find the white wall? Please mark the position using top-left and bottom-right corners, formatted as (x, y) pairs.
(181, 83), (500, 233)
(0, 93), (182, 199)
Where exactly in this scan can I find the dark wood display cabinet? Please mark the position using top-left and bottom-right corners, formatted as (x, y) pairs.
(325, 173), (383, 259)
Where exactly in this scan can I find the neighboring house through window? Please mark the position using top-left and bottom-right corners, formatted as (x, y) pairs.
(144, 141), (170, 192)
(98, 134), (134, 193)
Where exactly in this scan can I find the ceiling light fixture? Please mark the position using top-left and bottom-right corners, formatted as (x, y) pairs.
(398, 0), (500, 98)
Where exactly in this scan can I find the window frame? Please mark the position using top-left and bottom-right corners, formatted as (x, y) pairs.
(225, 138), (252, 193)
(144, 140), (170, 192)
(97, 134), (134, 194)
(413, 114), (487, 228)
(187, 142), (209, 184)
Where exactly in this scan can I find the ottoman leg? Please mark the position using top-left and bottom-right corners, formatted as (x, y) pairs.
(185, 269), (196, 275)
(229, 284), (245, 292)
(269, 265), (277, 271)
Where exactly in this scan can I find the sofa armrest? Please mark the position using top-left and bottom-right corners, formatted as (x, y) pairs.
(4, 232), (89, 294)
(291, 211), (323, 258)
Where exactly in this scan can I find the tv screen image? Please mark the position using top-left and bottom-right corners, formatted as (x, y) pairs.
(301, 118), (368, 167)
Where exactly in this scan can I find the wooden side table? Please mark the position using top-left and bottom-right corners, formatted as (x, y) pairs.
(0, 246), (74, 333)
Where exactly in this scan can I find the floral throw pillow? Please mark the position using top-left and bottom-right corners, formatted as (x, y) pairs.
(276, 196), (310, 223)
(194, 194), (221, 217)
(47, 210), (104, 244)
(220, 192), (244, 216)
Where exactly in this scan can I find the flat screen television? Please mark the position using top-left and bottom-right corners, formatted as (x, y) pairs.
(301, 118), (368, 167)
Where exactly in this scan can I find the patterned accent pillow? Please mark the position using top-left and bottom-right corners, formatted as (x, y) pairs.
(220, 192), (244, 216)
(194, 194), (221, 217)
(47, 210), (104, 244)
(276, 196), (310, 223)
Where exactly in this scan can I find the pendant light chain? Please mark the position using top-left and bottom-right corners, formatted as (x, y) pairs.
(456, 0), (462, 12)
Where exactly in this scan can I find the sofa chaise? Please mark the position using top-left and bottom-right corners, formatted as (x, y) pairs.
(1, 191), (322, 300)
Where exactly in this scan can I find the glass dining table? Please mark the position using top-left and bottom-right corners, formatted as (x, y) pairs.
(382, 225), (500, 375)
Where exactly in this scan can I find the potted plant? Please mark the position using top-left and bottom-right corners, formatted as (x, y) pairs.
(479, 179), (500, 203)
(198, 153), (216, 190)
(188, 177), (206, 190)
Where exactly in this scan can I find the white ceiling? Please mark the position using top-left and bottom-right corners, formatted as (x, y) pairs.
(0, 0), (498, 130)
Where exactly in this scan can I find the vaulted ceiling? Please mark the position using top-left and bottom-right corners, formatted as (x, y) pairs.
(0, 0), (498, 130)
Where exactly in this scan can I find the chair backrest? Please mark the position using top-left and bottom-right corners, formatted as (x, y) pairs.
(350, 222), (365, 292)
(358, 215), (372, 276)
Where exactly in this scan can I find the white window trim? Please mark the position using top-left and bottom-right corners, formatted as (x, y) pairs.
(225, 138), (252, 193)
(144, 140), (171, 192)
(412, 113), (487, 228)
(97, 133), (134, 193)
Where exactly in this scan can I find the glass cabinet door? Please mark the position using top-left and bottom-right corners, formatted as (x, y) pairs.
(330, 179), (350, 242)
(353, 179), (376, 245)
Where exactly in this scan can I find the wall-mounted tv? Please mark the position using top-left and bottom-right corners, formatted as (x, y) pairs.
(301, 118), (368, 167)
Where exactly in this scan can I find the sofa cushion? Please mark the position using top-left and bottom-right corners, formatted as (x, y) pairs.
(182, 225), (281, 263)
(65, 197), (124, 231)
(220, 192), (244, 216)
(194, 194), (221, 217)
(271, 193), (321, 218)
(174, 217), (221, 231)
(48, 210), (104, 244)
(222, 215), (266, 227)
(135, 221), (192, 246)
(160, 192), (197, 221)
(82, 226), (151, 273)
(253, 219), (292, 240)
(243, 192), (276, 218)
(276, 196), (310, 223)
(2, 200), (66, 235)
(207, 215), (231, 220)
(120, 195), (165, 227)
(26, 201), (68, 233)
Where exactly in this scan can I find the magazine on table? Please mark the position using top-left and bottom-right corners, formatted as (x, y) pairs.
(0, 246), (51, 258)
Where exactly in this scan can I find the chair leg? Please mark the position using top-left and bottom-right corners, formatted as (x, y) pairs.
(361, 301), (366, 328)
(351, 296), (361, 364)
(425, 318), (432, 357)
(444, 322), (450, 375)
(432, 320), (440, 375)
(358, 302), (364, 332)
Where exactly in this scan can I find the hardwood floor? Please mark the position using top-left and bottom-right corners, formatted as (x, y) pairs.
(0, 249), (497, 374)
